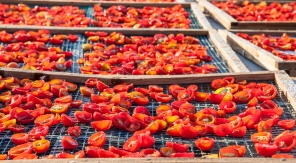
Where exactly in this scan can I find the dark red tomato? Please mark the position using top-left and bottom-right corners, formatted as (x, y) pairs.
(278, 119), (295, 130)
(68, 126), (81, 137)
(170, 152), (194, 158)
(82, 103), (100, 113)
(15, 111), (35, 124)
(71, 100), (82, 108)
(219, 147), (239, 158)
(62, 136), (78, 150)
(140, 149), (161, 157)
(133, 106), (151, 116)
(88, 131), (106, 147)
(166, 142), (188, 153)
(255, 143), (278, 157)
(123, 118), (141, 132)
(195, 137), (214, 151)
(8, 124), (26, 133)
(67, 34), (78, 42)
(74, 111), (92, 123)
(85, 146), (100, 158)
(211, 79), (228, 89)
(111, 114), (126, 130)
(28, 126), (49, 141)
(180, 125), (199, 139)
(61, 114), (77, 127)
(123, 135), (141, 152)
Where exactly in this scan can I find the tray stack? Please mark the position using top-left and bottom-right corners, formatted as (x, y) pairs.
(0, 0), (295, 162)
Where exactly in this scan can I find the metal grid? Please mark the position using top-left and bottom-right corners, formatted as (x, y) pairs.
(0, 79), (295, 159)
(0, 34), (230, 73)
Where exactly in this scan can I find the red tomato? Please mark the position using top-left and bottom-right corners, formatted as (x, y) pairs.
(219, 147), (239, 158)
(251, 132), (272, 144)
(8, 124), (26, 133)
(62, 136), (78, 150)
(123, 135), (141, 152)
(230, 126), (246, 138)
(218, 101), (236, 114)
(274, 134), (296, 152)
(160, 147), (175, 157)
(148, 85), (163, 93)
(8, 142), (33, 159)
(166, 142), (188, 153)
(213, 123), (233, 137)
(11, 133), (29, 145)
(255, 143), (278, 157)
(177, 89), (194, 102)
(179, 125), (199, 139)
(34, 114), (55, 126)
(32, 139), (50, 153)
(97, 149), (119, 158)
(272, 154), (294, 158)
(68, 126), (81, 137)
(278, 119), (295, 130)
(74, 111), (92, 123)
(91, 120), (112, 131)
(170, 152), (194, 158)
(61, 114), (77, 127)
(195, 137), (214, 151)
(67, 34), (78, 42)
(140, 148), (161, 157)
(155, 94), (172, 103)
(28, 126), (49, 141)
(88, 131), (106, 147)
(233, 91), (252, 103)
(211, 79), (228, 89)
(109, 146), (131, 157)
(13, 153), (38, 160)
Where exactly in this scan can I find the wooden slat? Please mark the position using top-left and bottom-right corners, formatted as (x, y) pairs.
(228, 29), (296, 36)
(208, 30), (249, 72)
(199, 0), (238, 29)
(234, 22), (296, 30)
(190, 2), (213, 30)
(1, 158), (296, 163)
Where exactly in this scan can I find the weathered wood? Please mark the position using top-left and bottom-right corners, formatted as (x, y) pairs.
(0, 25), (209, 35)
(190, 2), (213, 30)
(199, 0), (237, 29)
(228, 29), (296, 36)
(208, 30), (249, 72)
(218, 30), (291, 71)
(234, 22), (296, 30)
(1, 158), (296, 163)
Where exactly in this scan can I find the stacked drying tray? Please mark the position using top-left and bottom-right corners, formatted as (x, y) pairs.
(0, 0), (295, 162)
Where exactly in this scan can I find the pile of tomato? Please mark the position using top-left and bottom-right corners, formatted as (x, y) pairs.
(0, 3), (90, 27)
(78, 31), (217, 75)
(237, 33), (296, 60)
(0, 30), (79, 71)
(213, 1), (296, 21)
(0, 75), (294, 159)
(91, 4), (191, 28)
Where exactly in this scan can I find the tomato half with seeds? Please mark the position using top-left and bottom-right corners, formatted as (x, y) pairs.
(233, 91), (252, 103)
(50, 103), (70, 114)
(123, 135), (141, 152)
(111, 114), (126, 130)
(11, 133), (29, 145)
(124, 118), (141, 132)
(230, 126), (246, 138)
(213, 123), (233, 137)
(278, 119), (295, 130)
(274, 134), (296, 153)
(32, 139), (50, 153)
(68, 126), (81, 137)
(74, 111), (92, 123)
(61, 114), (77, 127)
(155, 94), (172, 103)
(34, 114), (55, 126)
(28, 126), (49, 141)
(62, 136), (78, 150)
(71, 100), (82, 108)
(88, 131), (106, 147)
(194, 92), (209, 102)
(80, 86), (94, 96)
(160, 147), (175, 157)
(140, 149), (161, 157)
(195, 137), (214, 151)
(166, 142), (188, 153)
(211, 79), (228, 89)
(219, 147), (239, 158)
(255, 143), (278, 157)
(8, 124), (26, 133)
(257, 121), (272, 132)
(13, 153), (38, 160)
(251, 132), (272, 144)
(179, 103), (196, 116)
(8, 142), (33, 159)
(91, 120), (112, 131)
(177, 89), (194, 102)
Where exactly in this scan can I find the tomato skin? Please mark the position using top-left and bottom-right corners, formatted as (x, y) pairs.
(85, 146), (100, 158)
(67, 34), (78, 42)
(155, 94), (172, 103)
(62, 136), (78, 150)
(123, 135), (141, 152)
(195, 137), (214, 151)
(278, 119), (295, 130)
(211, 79), (228, 89)
(272, 154), (294, 158)
(170, 152), (194, 158)
(68, 126), (81, 137)
(230, 126), (246, 138)
(61, 114), (77, 127)
(34, 114), (55, 127)
(229, 145), (246, 157)
(88, 131), (106, 147)
(251, 132), (272, 144)
(255, 143), (278, 157)
(11, 133), (29, 145)
(213, 123), (233, 137)
(218, 101), (236, 114)
(32, 139), (50, 153)
(233, 91), (252, 103)
(140, 148), (161, 157)
(28, 126), (49, 141)
(109, 146), (131, 157)
(177, 90), (194, 102)
(274, 134), (296, 153)
(8, 142), (33, 159)
(166, 142), (188, 153)
(8, 124), (26, 133)
(97, 149), (119, 158)
(13, 153), (38, 160)
(74, 111), (92, 123)
(123, 118), (141, 132)
(0, 154), (7, 160)
(219, 147), (239, 158)
(179, 125), (199, 139)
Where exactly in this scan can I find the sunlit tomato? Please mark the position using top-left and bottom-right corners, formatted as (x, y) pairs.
(85, 146), (100, 158)
(133, 106), (151, 116)
(54, 95), (72, 103)
(0, 154), (7, 160)
(272, 154), (294, 159)
(247, 97), (258, 107)
(251, 132), (272, 144)
(67, 34), (78, 42)
(32, 139), (50, 154)
(67, 126), (81, 137)
(179, 125), (199, 139)
(50, 103), (70, 114)
(28, 126), (49, 141)
(74, 111), (92, 123)
(123, 135), (141, 152)
(97, 149), (119, 158)
(6, 95), (23, 108)
(208, 93), (224, 104)
(179, 103), (196, 115)
(166, 142), (188, 153)
(278, 119), (295, 130)
(8, 142), (33, 159)
(255, 143), (278, 157)
(61, 114), (77, 127)
(230, 126), (246, 138)
(229, 145), (246, 157)
(149, 85), (163, 93)
(233, 91), (252, 103)
(196, 113), (215, 126)
(91, 120), (112, 131)
(134, 130), (155, 148)
(71, 100), (82, 108)
(160, 147), (175, 157)
(218, 101), (236, 114)
(213, 123), (233, 137)
(11, 133), (29, 145)
(219, 147), (239, 158)
(124, 118), (141, 132)
(170, 152), (194, 158)
(134, 87), (150, 96)
(62, 136), (78, 150)
(140, 149), (161, 157)
(274, 134), (296, 153)
(8, 124), (26, 133)
(177, 89), (194, 102)
(195, 137), (214, 151)
(194, 92), (209, 102)
(155, 94), (172, 103)
(257, 121), (272, 132)
(88, 131), (106, 147)
(109, 146), (132, 157)
(13, 153), (38, 160)
(211, 79), (228, 89)
(34, 114), (55, 126)
(80, 86), (94, 96)
(63, 82), (77, 92)
(96, 80), (109, 91)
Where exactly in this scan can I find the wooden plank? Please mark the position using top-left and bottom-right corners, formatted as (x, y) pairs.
(190, 2), (213, 30)
(218, 30), (286, 71)
(0, 68), (275, 85)
(228, 29), (296, 36)
(234, 22), (296, 30)
(199, 0), (238, 29)
(1, 158), (296, 163)
(0, 25), (209, 35)
(0, 0), (192, 7)
(208, 30), (249, 72)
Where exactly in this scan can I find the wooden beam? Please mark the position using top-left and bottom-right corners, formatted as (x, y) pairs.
(190, 2), (213, 30)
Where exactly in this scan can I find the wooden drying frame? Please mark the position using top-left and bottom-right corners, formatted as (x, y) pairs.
(199, 0), (296, 30)
(0, 28), (249, 73)
(0, 0), (213, 30)
(218, 29), (296, 76)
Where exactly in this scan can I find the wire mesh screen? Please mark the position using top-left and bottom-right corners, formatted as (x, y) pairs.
(0, 34), (230, 74)
(0, 79), (295, 158)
